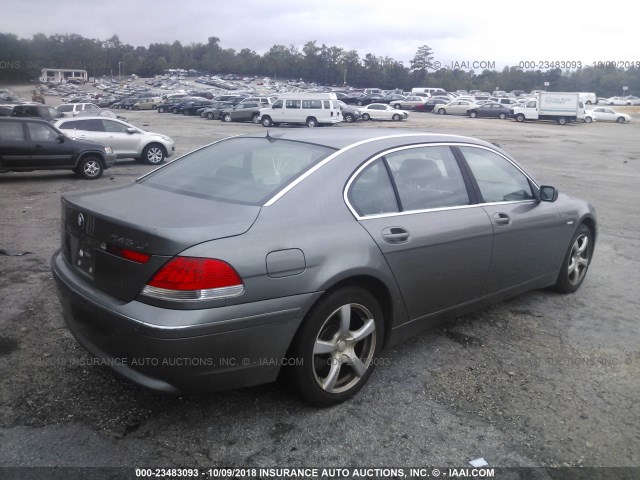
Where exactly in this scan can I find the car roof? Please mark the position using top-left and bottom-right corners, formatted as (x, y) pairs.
(0, 116), (50, 124)
(237, 127), (495, 151)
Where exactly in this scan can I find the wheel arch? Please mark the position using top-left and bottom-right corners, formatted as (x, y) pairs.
(75, 151), (106, 168)
(291, 273), (400, 353)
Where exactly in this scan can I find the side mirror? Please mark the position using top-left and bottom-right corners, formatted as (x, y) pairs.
(126, 127), (137, 134)
(56, 134), (65, 143)
(539, 185), (558, 202)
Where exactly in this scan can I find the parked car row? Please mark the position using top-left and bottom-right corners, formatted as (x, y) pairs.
(0, 113), (176, 180)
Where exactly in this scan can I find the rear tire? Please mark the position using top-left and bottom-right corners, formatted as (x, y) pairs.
(344, 113), (354, 123)
(206, 112), (214, 120)
(469, 111), (478, 118)
(551, 224), (593, 294)
(306, 117), (318, 127)
(438, 108), (446, 115)
(290, 287), (383, 407)
(362, 113), (370, 121)
(77, 156), (103, 179)
(558, 117), (567, 125)
(499, 113), (507, 119)
(252, 114), (260, 124)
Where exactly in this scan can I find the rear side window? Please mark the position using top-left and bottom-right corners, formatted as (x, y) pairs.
(57, 105), (73, 113)
(142, 137), (335, 205)
(59, 119), (104, 131)
(348, 159), (399, 216)
(0, 121), (25, 141)
(386, 146), (470, 211)
(302, 100), (322, 109)
(285, 100), (301, 109)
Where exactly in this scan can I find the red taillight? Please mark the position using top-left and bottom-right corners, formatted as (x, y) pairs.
(106, 244), (151, 264)
(147, 257), (242, 291)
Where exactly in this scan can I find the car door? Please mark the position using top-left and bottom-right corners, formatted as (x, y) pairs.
(457, 145), (566, 294)
(0, 121), (30, 168)
(347, 145), (493, 321)
(101, 119), (140, 157)
(597, 107), (616, 122)
(26, 121), (75, 167)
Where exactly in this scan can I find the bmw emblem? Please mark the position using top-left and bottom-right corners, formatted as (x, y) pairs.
(77, 213), (85, 229)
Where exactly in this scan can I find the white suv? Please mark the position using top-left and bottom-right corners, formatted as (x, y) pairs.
(54, 117), (175, 164)
(56, 103), (101, 117)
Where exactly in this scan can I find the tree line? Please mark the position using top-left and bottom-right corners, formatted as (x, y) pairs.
(0, 33), (638, 97)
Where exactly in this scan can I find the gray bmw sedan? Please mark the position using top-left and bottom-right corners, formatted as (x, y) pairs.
(52, 128), (596, 406)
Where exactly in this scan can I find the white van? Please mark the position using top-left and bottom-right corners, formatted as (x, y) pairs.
(411, 87), (446, 97)
(259, 93), (342, 127)
(577, 92), (597, 105)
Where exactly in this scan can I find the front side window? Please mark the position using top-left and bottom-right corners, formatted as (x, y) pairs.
(142, 137), (335, 205)
(59, 119), (104, 131)
(27, 123), (59, 142)
(102, 120), (129, 133)
(459, 146), (534, 203)
(271, 100), (283, 109)
(386, 146), (470, 211)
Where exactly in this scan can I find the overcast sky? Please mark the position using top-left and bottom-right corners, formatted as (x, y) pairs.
(1, 0), (634, 70)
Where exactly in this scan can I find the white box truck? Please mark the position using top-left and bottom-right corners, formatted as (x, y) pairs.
(510, 92), (583, 125)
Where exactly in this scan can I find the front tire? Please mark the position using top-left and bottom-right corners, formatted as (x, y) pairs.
(261, 116), (273, 127)
(77, 156), (103, 179)
(223, 113), (232, 122)
(142, 143), (166, 165)
(515, 113), (525, 122)
(585, 116), (593, 123)
(616, 117), (626, 124)
(392, 113), (401, 121)
(290, 287), (383, 407)
(552, 224), (593, 294)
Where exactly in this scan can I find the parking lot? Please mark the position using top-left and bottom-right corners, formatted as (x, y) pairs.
(0, 100), (639, 471)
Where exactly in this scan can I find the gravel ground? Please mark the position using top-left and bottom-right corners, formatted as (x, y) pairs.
(0, 83), (639, 475)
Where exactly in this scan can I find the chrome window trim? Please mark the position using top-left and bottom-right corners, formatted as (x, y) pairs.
(264, 133), (441, 207)
(343, 142), (540, 220)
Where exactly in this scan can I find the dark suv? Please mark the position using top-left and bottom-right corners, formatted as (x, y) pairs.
(11, 104), (65, 122)
(0, 118), (116, 179)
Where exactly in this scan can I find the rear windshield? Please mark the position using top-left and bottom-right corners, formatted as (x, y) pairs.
(141, 137), (335, 205)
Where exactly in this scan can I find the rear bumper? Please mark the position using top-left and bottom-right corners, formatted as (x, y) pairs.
(51, 250), (320, 393)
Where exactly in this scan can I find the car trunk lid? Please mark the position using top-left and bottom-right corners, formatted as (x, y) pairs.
(61, 183), (260, 302)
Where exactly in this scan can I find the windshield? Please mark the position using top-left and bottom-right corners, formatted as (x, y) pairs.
(141, 137), (335, 205)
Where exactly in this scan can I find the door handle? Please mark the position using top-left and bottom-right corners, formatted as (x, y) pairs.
(492, 212), (511, 226)
(382, 227), (410, 244)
